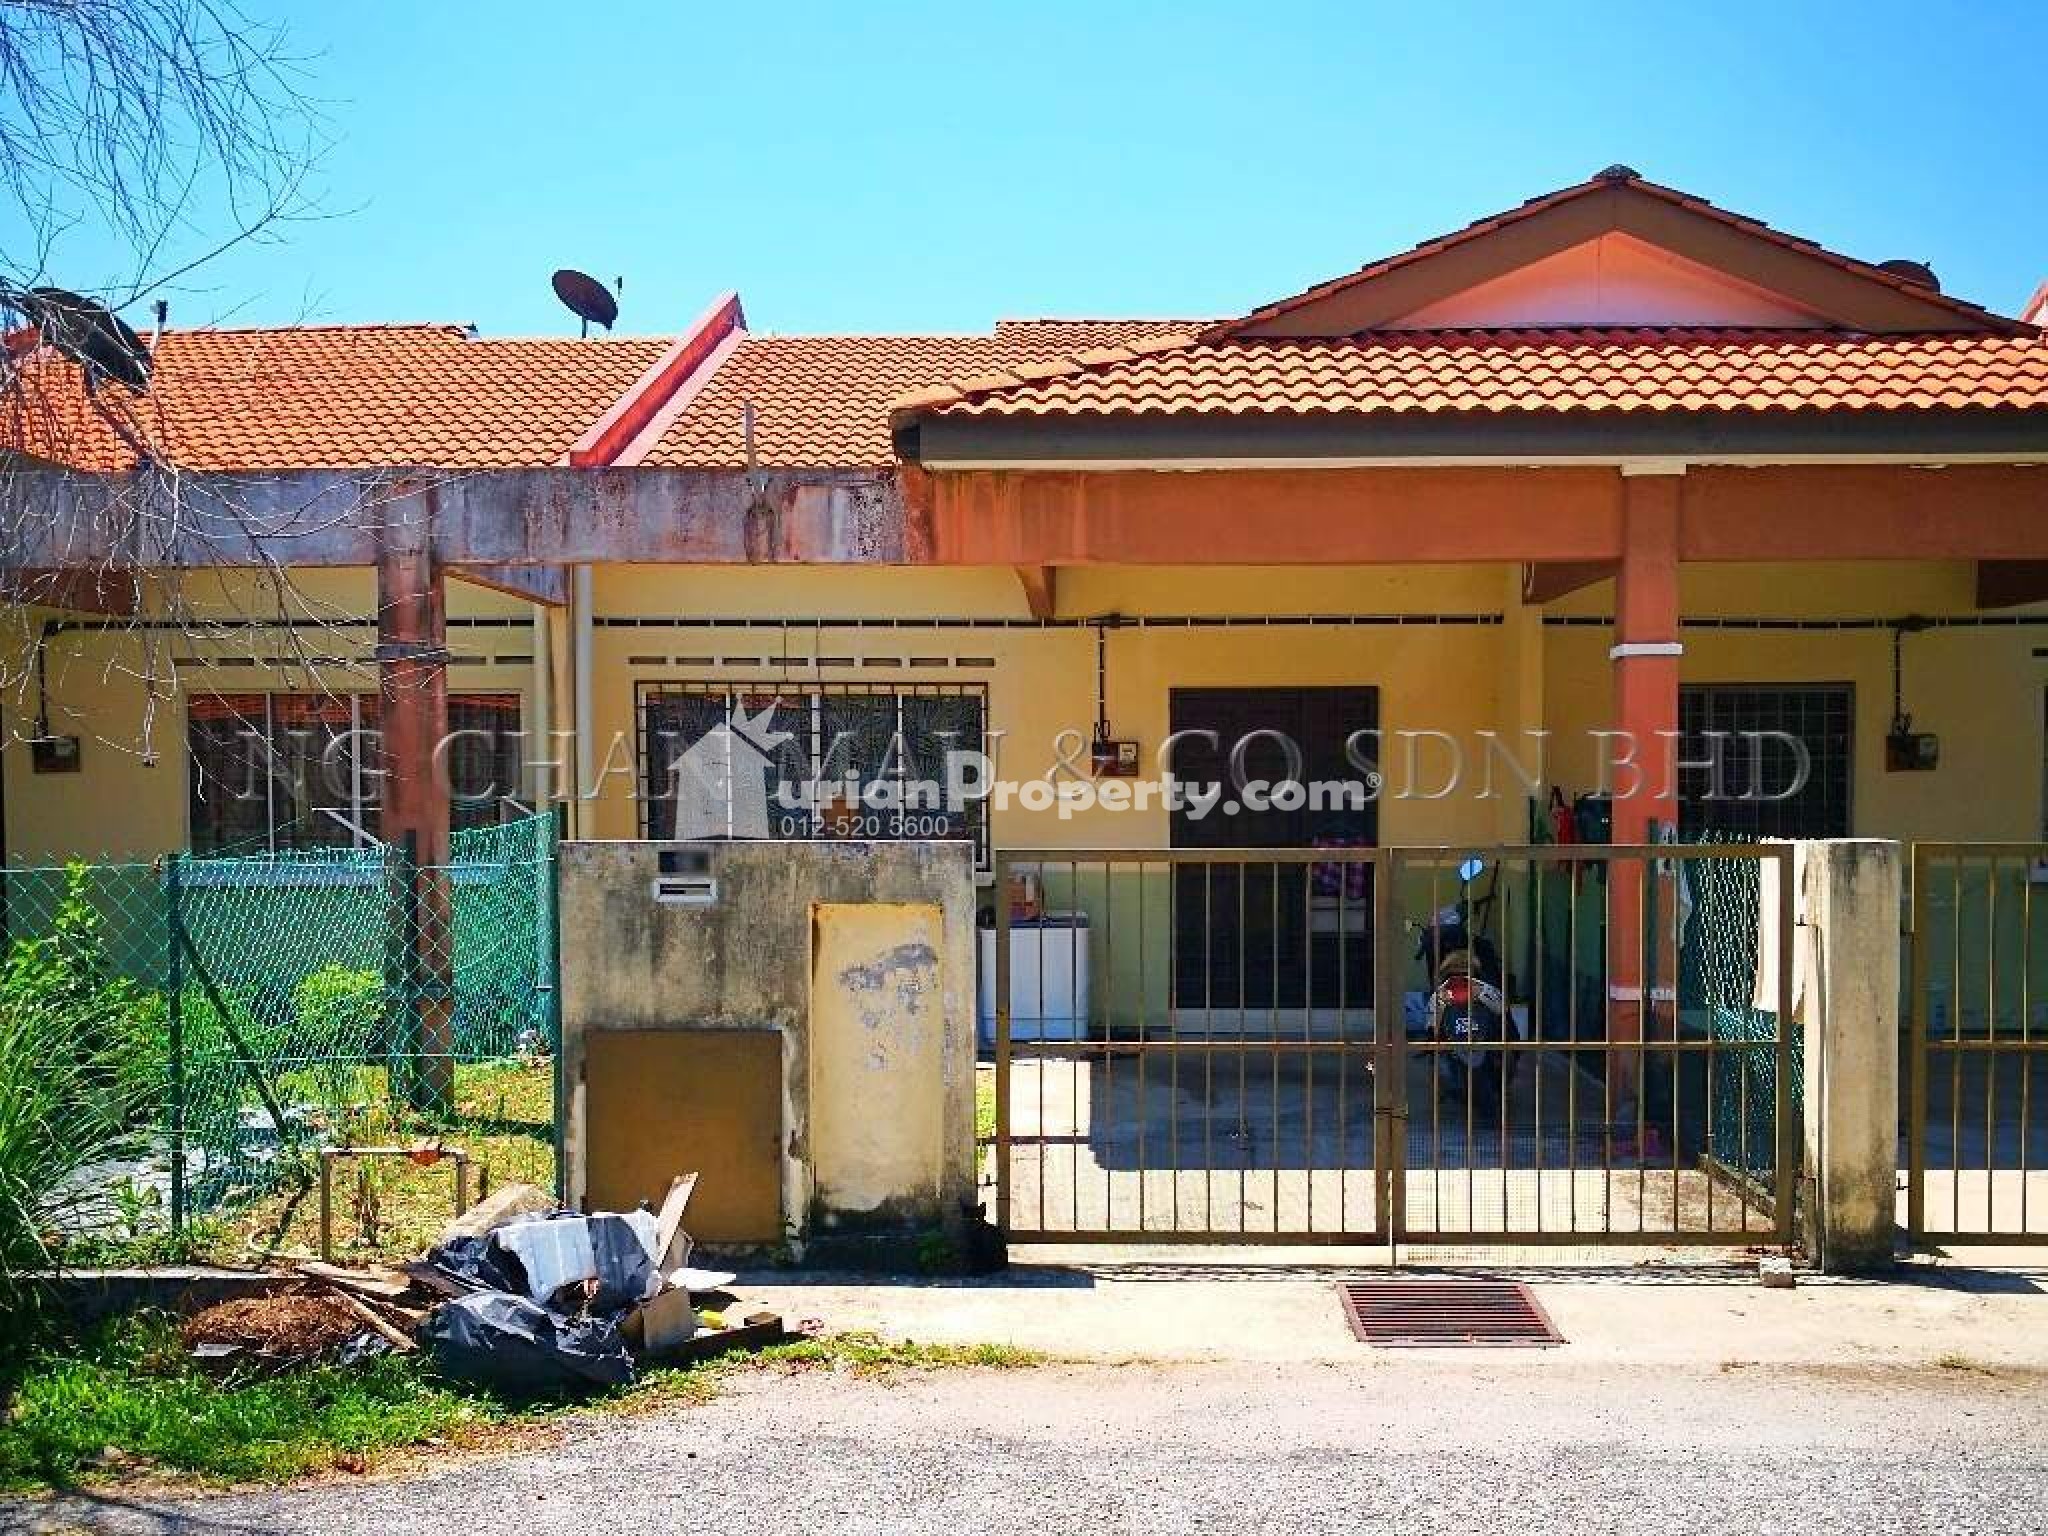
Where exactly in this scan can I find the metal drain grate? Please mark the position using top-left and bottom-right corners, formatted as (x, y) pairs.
(1338, 1280), (1564, 1348)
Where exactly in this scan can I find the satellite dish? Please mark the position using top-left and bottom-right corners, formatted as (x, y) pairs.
(1877, 259), (1941, 293)
(551, 269), (619, 336)
(4, 285), (151, 391)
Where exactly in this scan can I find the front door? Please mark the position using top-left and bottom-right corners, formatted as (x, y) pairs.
(1168, 687), (1378, 1013)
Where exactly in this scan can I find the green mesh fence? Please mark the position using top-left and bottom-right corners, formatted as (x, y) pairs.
(1683, 840), (1802, 1188)
(0, 813), (559, 1227)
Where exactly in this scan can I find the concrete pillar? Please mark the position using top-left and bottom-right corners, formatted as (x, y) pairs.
(1607, 467), (1684, 1122)
(376, 507), (454, 1112)
(1800, 839), (1902, 1272)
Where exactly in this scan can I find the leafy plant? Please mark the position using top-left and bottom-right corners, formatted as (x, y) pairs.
(0, 867), (159, 1356)
(0, 1313), (503, 1488)
(290, 964), (384, 1118)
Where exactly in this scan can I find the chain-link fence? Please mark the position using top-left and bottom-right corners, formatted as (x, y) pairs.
(0, 812), (559, 1243)
(1684, 836), (1802, 1190)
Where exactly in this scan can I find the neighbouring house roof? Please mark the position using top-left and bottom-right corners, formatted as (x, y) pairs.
(890, 329), (2048, 425)
(629, 322), (1201, 468)
(2, 323), (674, 472)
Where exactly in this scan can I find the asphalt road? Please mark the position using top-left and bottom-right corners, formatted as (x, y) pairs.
(9, 1358), (2048, 1536)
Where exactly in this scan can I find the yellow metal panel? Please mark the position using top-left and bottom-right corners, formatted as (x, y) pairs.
(582, 1028), (783, 1243)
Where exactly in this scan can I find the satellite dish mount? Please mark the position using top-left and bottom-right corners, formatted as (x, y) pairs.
(551, 269), (620, 337)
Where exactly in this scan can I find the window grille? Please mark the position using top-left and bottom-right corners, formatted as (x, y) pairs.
(1678, 683), (1853, 838)
(638, 681), (989, 866)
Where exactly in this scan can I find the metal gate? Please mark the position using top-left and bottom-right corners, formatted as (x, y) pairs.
(1907, 843), (2048, 1245)
(990, 843), (1797, 1248)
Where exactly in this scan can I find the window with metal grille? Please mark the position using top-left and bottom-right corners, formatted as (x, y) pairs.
(1678, 683), (1853, 838)
(638, 682), (989, 866)
(187, 692), (525, 853)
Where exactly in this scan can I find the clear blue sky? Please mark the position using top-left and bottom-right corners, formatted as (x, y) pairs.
(20, 0), (2048, 336)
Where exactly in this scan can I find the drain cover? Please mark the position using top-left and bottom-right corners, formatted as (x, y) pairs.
(1338, 1279), (1563, 1348)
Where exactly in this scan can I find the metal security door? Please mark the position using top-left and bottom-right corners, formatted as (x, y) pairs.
(992, 848), (1390, 1243)
(1908, 843), (2048, 1245)
(1382, 843), (1798, 1249)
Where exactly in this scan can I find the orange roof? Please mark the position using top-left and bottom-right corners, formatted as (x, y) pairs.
(896, 329), (2048, 423)
(634, 322), (1202, 468)
(2, 323), (673, 472)
(992, 318), (1209, 349)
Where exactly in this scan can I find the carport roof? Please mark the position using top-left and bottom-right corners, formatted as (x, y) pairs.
(887, 328), (2048, 427)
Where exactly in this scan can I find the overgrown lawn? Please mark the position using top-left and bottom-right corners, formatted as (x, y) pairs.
(0, 1317), (1044, 1492)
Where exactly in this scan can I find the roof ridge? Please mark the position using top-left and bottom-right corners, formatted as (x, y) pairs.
(1315, 325), (2032, 344)
(155, 321), (474, 337)
(995, 315), (1212, 325)
(754, 328), (996, 339)
(468, 333), (680, 345)
(1210, 171), (2032, 342)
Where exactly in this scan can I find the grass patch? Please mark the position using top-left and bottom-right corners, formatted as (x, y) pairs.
(728, 1330), (1043, 1379)
(0, 1319), (1043, 1493)
(207, 1059), (557, 1265)
(0, 1315), (512, 1490)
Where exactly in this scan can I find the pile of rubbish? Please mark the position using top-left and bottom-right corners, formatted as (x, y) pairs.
(186, 1172), (789, 1393)
(181, 1293), (376, 1370)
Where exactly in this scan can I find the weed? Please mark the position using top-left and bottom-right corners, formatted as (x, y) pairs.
(0, 1316), (1044, 1491)
(0, 1315), (507, 1489)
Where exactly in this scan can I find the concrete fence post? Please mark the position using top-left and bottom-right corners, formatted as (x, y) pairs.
(1799, 839), (1903, 1272)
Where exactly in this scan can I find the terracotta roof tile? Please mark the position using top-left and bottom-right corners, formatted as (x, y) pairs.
(639, 322), (1202, 468)
(2, 324), (673, 472)
(991, 318), (1210, 349)
(903, 329), (2048, 423)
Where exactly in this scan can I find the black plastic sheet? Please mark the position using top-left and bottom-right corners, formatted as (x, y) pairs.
(423, 1291), (634, 1394)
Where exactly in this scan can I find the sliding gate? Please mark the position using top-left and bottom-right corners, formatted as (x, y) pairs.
(990, 844), (1797, 1248)
(1907, 844), (2048, 1245)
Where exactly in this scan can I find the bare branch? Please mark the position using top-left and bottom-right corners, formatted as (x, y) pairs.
(0, 1), (353, 765)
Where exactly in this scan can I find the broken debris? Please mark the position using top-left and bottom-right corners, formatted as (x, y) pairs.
(190, 1169), (786, 1392)
(438, 1180), (553, 1245)
(181, 1293), (368, 1368)
(423, 1290), (634, 1393)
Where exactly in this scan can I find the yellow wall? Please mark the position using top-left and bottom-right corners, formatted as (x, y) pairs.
(1545, 561), (2047, 843)
(585, 563), (1523, 850)
(7, 557), (2046, 861)
(1, 569), (538, 862)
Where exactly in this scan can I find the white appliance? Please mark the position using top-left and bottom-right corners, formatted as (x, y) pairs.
(977, 912), (1092, 1046)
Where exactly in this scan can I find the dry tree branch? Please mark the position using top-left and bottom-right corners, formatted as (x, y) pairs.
(0, 1), (383, 780)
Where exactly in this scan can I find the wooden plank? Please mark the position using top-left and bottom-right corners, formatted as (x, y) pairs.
(325, 1287), (418, 1353)
(654, 1172), (700, 1272)
(294, 1260), (414, 1301)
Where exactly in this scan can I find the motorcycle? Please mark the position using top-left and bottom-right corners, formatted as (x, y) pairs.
(1412, 857), (1521, 1109)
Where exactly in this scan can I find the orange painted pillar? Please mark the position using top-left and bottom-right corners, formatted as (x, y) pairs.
(1606, 468), (1683, 1133)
